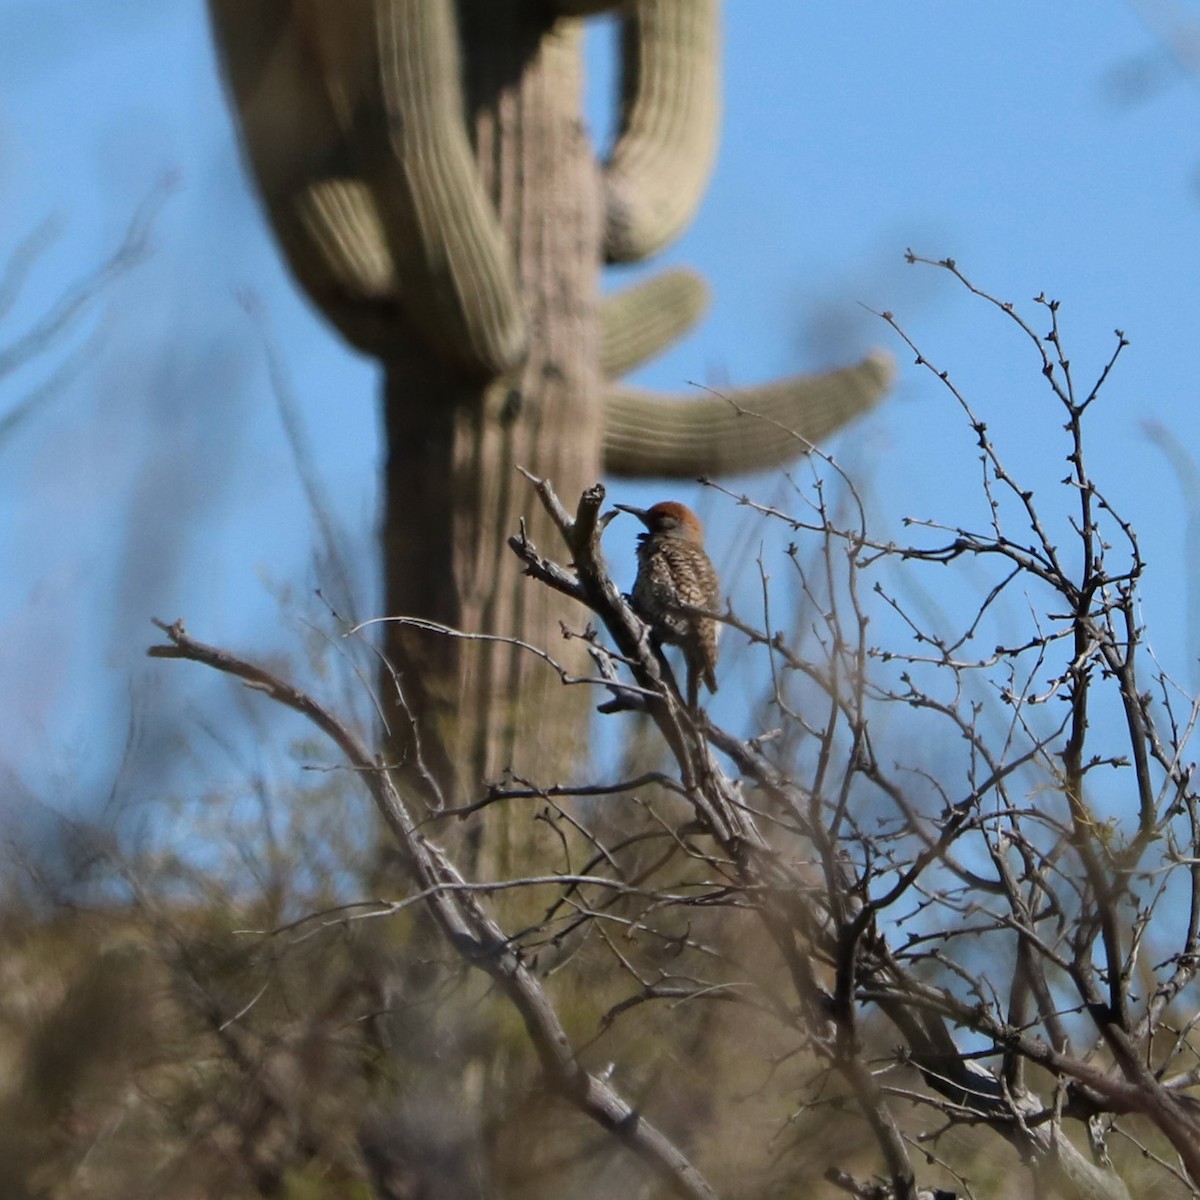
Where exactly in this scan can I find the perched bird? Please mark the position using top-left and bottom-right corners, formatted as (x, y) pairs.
(616, 501), (720, 708)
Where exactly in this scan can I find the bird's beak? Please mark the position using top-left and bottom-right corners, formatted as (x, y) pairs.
(614, 503), (649, 523)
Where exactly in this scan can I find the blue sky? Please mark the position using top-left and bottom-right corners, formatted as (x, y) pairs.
(2, 2), (1199, 829)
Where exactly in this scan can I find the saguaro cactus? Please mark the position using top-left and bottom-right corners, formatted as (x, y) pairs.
(208, 0), (894, 825)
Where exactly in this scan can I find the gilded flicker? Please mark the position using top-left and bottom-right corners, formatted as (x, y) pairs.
(616, 501), (720, 709)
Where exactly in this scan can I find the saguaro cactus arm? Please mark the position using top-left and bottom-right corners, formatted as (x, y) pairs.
(603, 350), (895, 476)
(207, 1), (348, 191)
(208, 1), (388, 347)
(209, 0), (528, 375)
(604, 0), (721, 262)
(599, 266), (711, 377)
(364, 0), (528, 373)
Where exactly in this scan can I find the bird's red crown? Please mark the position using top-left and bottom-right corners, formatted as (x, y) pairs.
(625, 501), (705, 545)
